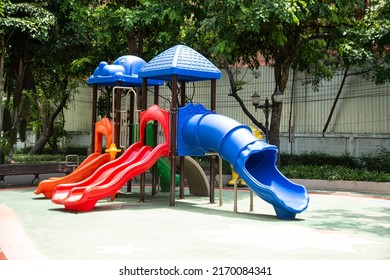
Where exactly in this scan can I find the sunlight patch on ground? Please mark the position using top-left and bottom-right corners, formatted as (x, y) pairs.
(200, 224), (383, 253)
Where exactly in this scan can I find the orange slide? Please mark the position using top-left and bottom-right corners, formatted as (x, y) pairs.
(51, 104), (171, 212)
(34, 118), (113, 199)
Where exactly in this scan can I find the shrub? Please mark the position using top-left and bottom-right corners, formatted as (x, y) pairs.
(280, 164), (390, 182)
(281, 151), (388, 173)
(16, 145), (89, 156)
(281, 152), (360, 168)
(13, 145), (89, 163)
(359, 148), (390, 173)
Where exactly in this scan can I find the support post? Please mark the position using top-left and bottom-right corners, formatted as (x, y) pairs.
(209, 155), (216, 204)
(91, 85), (98, 153)
(114, 83), (121, 148)
(209, 79), (217, 203)
(152, 85), (159, 196)
(219, 155), (223, 206)
(179, 81), (186, 199)
(139, 78), (148, 202)
(170, 75), (178, 206)
(127, 90), (135, 192)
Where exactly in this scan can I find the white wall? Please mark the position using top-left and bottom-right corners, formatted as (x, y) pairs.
(55, 66), (390, 157)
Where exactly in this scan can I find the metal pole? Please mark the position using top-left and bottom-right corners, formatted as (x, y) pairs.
(264, 98), (270, 143)
(170, 75), (178, 206)
(115, 83), (121, 148)
(233, 178), (238, 213)
(152, 85), (159, 196)
(91, 85), (98, 153)
(139, 79), (148, 202)
(250, 190), (254, 212)
(127, 89), (135, 193)
(209, 79), (217, 204)
(219, 155), (223, 207)
(179, 81), (186, 199)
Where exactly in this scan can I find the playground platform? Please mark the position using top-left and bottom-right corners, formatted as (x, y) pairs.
(0, 173), (389, 261)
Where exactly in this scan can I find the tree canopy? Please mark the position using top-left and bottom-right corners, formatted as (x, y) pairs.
(195, 0), (389, 149)
(0, 0), (388, 160)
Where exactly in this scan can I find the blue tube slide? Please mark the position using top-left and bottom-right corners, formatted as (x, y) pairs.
(178, 103), (309, 219)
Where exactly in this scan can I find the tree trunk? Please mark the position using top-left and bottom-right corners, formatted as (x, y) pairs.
(270, 55), (292, 167)
(322, 67), (349, 135)
(28, 92), (69, 155)
(28, 125), (52, 154)
(7, 54), (26, 162)
(225, 66), (267, 132)
(0, 36), (5, 133)
(0, 36), (6, 164)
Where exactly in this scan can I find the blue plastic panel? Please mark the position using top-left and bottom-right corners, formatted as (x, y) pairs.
(88, 55), (163, 86)
(139, 45), (221, 82)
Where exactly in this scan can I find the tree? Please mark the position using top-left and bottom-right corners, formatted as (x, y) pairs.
(74, 0), (197, 117)
(0, 1), (55, 160)
(28, 0), (95, 154)
(0, 0), (98, 156)
(296, 1), (390, 134)
(195, 0), (389, 157)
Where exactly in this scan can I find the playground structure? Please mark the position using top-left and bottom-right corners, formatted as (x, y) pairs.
(51, 105), (171, 211)
(37, 45), (309, 219)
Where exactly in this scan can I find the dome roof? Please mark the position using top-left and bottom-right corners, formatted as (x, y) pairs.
(138, 45), (221, 82)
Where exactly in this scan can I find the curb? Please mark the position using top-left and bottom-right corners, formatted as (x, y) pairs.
(292, 179), (390, 196)
(217, 175), (390, 196)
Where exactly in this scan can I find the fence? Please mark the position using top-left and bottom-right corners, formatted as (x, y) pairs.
(59, 66), (390, 156)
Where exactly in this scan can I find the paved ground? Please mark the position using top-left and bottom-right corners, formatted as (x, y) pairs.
(0, 174), (389, 261)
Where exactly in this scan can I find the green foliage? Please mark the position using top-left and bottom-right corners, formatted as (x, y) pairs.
(193, 156), (232, 175)
(280, 165), (390, 182)
(17, 145), (89, 156)
(359, 149), (390, 173)
(12, 154), (66, 163)
(97, 89), (112, 119)
(281, 152), (360, 169)
(1, 2), (56, 41)
(0, 136), (10, 164)
(280, 151), (390, 182)
(0, 1), (5, 17)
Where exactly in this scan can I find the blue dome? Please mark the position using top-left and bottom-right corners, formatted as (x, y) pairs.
(138, 45), (221, 82)
(88, 55), (163, 86)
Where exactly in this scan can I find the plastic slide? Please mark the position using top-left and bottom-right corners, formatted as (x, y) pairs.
(178, 104), (309, 219)
(156, 158), (180, 192)
(34, 117), (113, 199)
(176, 156), (209, 196)
(52, 104), (171, 212)
(34, 153), (111, 198)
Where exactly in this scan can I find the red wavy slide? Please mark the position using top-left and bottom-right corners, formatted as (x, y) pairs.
(34, 152), (111, 199)
(51, 141), (170, 211)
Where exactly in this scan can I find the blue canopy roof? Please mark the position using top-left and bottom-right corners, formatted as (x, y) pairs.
(87, 55), (163, 86)
(138, 45), (221, 82)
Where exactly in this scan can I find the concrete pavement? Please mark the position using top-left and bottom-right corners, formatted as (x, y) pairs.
(0, 174), (389, 260)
